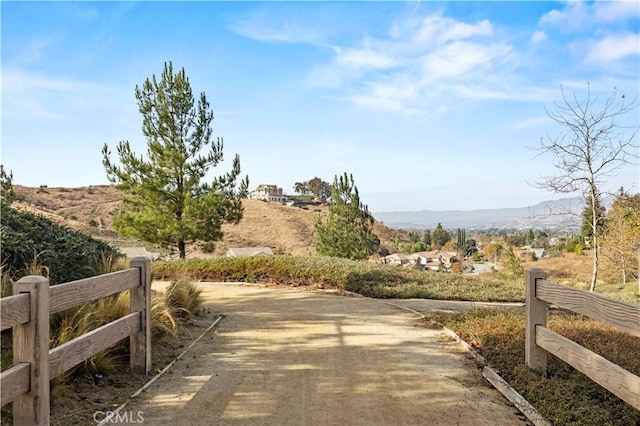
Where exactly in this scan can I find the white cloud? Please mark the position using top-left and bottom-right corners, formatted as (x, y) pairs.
(2, 67), (130, 123)
(539, 0), (639, 29)
(421, 41), (512, 81)
(2, 67), (102, 93)
(413, 14), (493, 45)
(229, 9), (333, 45)
(539, 1), (590, 29)
(350, 76), (421, 115)
(586, 33), (640, 62)
(334, 47), (396, 69)
(231, 19), (323, 44)
(593, 1), (640, 23)
(530, 31), (547, 45)
(305, 12), (519, 115)
(11, 37), (55, 65)
(510, 115), (554, 130)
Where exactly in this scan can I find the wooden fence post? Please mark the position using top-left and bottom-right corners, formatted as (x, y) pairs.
(130, 257), (151, 374)
(13, 276), (50, 426)
(526, 268), (548, 372)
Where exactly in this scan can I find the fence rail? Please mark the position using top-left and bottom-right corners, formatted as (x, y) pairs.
(525, 268), (640, 410)
(0, 257), (151, 425)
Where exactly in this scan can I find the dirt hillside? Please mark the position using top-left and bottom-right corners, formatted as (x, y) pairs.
(11, 185), (409, 257)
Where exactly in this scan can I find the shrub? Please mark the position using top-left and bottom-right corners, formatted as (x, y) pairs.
(0, 204), (121, 284)
(150, 291), (179, 339)
(49, 292), (131, 385)
(200, 241), (216, 254)
(565, 236), (585, 256)
(164, 274), (203, 318)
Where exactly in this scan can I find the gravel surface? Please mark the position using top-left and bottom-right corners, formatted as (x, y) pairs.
(129, 283), (526, 425)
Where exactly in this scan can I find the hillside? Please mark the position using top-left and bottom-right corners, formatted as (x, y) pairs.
(11, 185), (408, 258)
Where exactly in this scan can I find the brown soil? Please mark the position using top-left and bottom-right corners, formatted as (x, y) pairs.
(123, 283), (526, 425)
(11, 185), (411, 257)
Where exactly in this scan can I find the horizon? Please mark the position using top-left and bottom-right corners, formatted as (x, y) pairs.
(2, 1), (639, 211)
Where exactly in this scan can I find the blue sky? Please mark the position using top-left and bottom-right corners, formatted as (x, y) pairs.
(2, 1), (639, 212)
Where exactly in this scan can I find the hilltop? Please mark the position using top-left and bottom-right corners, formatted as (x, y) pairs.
(11, 185), (409, 257)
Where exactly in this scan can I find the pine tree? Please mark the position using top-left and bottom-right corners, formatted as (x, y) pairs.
(314, 173), (379, 260)
(431, 223), (451, 249)
(423, 230), (432, 248)
(581, 194), (606, 244)
(456, 228), (466, 255)
(0, 165), (15, 205)
(102, 62), (248, 259)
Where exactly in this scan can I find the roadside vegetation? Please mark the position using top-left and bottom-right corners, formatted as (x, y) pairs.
(0, 202), (121, 285)
(0, 198), (204, 424)
(153, 255), (526, 302)
(152, 252), (639, 304)
(426, 310), (640, 426)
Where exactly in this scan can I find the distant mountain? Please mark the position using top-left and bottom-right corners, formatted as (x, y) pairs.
(372, 197), (599, 230)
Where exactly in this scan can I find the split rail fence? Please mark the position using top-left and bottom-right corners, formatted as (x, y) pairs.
(0, 257), (151, 425)
(525, 268), (640, 410)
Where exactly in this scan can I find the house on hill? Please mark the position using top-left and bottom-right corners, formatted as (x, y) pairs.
(250, 184), (285, 202)
(412, 250), (457, 271)
(226, 247), (274, 257)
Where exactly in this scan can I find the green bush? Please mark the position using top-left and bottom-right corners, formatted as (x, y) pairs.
(565, 236), (585, 256)
(0, 203), (121, 284)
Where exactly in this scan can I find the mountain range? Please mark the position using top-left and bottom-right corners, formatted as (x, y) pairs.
(372, 197), (598, 231)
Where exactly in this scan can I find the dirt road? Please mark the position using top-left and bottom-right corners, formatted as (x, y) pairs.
(129, 283), (525, 425)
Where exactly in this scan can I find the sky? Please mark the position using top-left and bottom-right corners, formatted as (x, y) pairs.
(2, 1), (639, 213)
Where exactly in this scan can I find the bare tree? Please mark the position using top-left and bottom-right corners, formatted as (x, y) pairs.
(534, 84), (639, 292)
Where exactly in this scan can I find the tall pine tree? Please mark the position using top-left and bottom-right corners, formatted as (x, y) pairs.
(314, 173), (379, 260)
(581, 194), (606, 244)
(102, 62), (248, 258)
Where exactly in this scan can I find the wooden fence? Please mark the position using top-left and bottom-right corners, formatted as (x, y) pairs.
(0, 257), (151, 425)
(525, 268), (640, 410)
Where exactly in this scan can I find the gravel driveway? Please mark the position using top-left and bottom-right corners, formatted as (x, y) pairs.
(129, 283), (525, 425)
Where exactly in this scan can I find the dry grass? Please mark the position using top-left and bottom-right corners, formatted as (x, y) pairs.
(12, 185), (121, 238)
(522, 251), (639, 303)
(427, 310), (640, 425)
(12, 185), (411, 258)
(0, 264), (12, 298)
(522, 252), (592, 288)
(164, 274), (203, 318)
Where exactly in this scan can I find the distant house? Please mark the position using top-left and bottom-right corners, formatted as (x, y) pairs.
(226, 247), (274, 257)
(412, 250), (457, 271)
(249, 184), (285, 202)
(381, 253), (412, 265)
